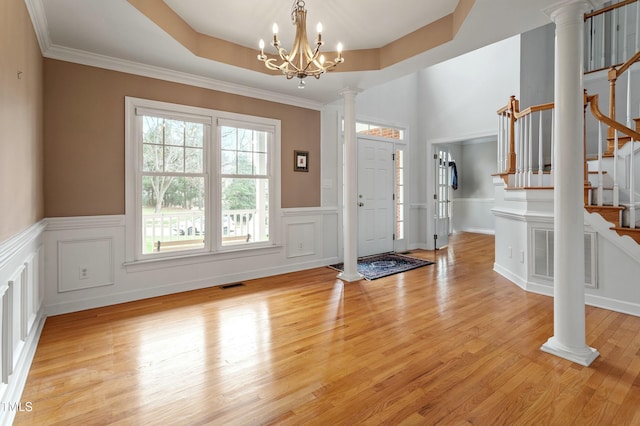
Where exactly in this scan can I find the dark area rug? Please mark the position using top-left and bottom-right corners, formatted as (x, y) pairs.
(329, 252), (434, 280)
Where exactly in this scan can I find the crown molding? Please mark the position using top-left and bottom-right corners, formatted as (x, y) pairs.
(43, 45), (323, 111)
(25, 0), (322, 110)
(24, 0), (52, 53)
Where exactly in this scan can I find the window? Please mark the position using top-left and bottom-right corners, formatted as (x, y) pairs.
(395, 148), (405, 240)
(140, 114), (207, 254)
(219, 122), (271, 247)
(356, 121), (405, 140)
(125, 98), (280, 261)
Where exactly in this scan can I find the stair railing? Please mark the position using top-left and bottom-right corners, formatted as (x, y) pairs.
(584, 0), (640, 156)
(593, 118), (621, 207)
(585, 95), (640, 212)
(629, 142), (638, 227)
(604, 51), (640, 153)
(496, 96), (518, 176)
(516, 103), (555, 187)
(495, 98), (554, 188)
(496, 94), (639, 191)
(584, 0), (640, 73)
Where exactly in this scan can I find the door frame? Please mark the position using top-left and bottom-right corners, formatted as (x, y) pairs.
(433, 145), (453, 249)
(355, 136), (408, 256)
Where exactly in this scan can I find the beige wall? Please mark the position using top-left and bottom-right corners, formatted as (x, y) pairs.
(0, 0), (44, 242)
(43, 59), (321, 217)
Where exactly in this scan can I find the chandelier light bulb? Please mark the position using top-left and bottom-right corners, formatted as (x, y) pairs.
(337, 42), (343, 53)
(317, 22), (322, 33)
(272, 23), (279, 35)
(259, 39), (265, 50)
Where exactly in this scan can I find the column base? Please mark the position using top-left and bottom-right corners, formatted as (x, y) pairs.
(337, 271), (363, 282)
(541, 336), (599, 366)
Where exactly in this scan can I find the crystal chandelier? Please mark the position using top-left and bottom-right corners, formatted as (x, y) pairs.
(257, 0), (344, 88)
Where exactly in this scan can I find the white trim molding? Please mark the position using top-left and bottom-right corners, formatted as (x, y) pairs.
(43, 207), (340, 316)
(0, 221), (47, 426)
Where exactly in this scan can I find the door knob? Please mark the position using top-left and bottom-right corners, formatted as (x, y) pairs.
(358, 202), (364, 207)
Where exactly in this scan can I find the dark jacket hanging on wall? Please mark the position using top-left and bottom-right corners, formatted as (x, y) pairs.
(449, 161), (458, 190)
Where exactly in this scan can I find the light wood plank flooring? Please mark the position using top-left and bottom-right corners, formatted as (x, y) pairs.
(15, 232), (640, 425)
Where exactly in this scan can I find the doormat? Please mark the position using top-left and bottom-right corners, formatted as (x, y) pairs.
(328, 253), (434, 281)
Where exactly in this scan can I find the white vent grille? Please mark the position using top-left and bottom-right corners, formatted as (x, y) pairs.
(532, 229), (597, 288)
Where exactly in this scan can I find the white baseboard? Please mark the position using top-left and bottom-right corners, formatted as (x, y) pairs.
(495, 263), (640, 317)
(456, 227), (495, 235)
(45, 256), (341, 316)
(586, 294), (640, 317)
(493, 263), (526, 290)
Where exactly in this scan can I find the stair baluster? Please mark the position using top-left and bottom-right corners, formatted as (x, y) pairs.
(597, 121), (604, 207)
(629, 142), (637, 228)
(614, 130), (620, 207)
(538, 113), (544, 187)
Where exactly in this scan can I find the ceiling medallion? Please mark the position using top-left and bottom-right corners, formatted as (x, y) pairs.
(257, 0), (344, 88)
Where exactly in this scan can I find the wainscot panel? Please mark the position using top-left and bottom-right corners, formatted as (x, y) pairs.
(44, 208), (340, 316)
(0, 221), (46, 426)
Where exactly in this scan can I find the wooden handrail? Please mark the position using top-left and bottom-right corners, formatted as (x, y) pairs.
(514, 102), (554, 120)
(613, 50), (640, 77)
(584, 0), (637, 20)
(496, 104), (510, 115)
(587, 94), (640, 141)
(604, 48), (640, 144)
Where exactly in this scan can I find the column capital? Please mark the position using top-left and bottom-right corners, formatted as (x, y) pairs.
(543, 0), (601, 22)
(339, 87), (362, 98)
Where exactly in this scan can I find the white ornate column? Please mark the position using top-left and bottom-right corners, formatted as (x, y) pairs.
(541, 0), (599, 366)
(338, 88), (363, 282)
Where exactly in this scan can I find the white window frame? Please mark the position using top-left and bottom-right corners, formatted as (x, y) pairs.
(124, 97), (281, 264)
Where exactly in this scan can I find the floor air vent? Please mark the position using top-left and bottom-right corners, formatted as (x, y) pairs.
(220, 282), (245, 289)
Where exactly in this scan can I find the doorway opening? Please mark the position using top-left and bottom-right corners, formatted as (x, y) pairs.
(352, 121), (407, 258)
(433, 146), (456, 250)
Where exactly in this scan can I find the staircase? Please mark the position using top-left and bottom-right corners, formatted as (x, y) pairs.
(585, 139), (640, 243)
(581, 0), (640, 243)
(491, 0), (640, 317)
(495, 93), (640, 244)
(495, 0), (640, 245)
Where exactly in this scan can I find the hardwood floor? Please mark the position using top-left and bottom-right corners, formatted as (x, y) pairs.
(15, 232), (640, 425)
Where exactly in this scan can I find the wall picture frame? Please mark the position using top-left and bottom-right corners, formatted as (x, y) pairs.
(294, 150), (309, 172)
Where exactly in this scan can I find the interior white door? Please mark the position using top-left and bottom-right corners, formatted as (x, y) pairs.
(358, 139), (395, 257)
(434, 148), (451, 249)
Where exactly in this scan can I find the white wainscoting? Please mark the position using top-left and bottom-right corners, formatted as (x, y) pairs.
(0, 221), (46, 426)
(493, 189), (640, 317)
(451, 198), (496, 235)
(44, 208), (340, 316)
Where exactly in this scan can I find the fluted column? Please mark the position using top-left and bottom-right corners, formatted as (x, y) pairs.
(541, 0), (599, 366)
(338, 88), (363, 282)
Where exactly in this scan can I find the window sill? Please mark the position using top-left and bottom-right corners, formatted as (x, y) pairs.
(124, 244), (283, 273)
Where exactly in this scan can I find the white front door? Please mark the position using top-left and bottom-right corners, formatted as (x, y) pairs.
(358, 139), (395, 257)
(434, 147), (451, 249)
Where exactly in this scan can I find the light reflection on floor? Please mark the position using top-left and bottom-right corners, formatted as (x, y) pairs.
(136, 315), (206, 404)
(218, 302), (271, 368)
